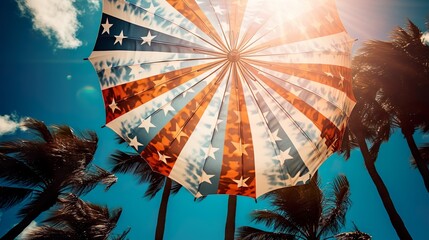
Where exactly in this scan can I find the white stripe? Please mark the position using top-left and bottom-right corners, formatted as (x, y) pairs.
(88, 50), (220, 89)
(251, 65), (355, 120)
(240, 76), (287, 197)
(255, 79), (331, 176)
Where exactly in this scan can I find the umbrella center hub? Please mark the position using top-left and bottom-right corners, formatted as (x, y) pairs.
(227, 49), (241, 62)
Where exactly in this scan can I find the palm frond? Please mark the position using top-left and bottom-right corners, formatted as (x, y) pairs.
(251, 210), (300, 235)
(335, 231), (371, 240)
(0, 186), (33, 209)
(0, 153), (42, 187)
(42, 194), (123, 240)
(22, 226), (76, 240)
(111, 227), (131, 240)
(320, 175), (351, 236)
(410, 144), (429, 168)
(71, 165), (117, 195)
(170, 180), (182, 195)
(23, 118), (53, 143)
(236, 226), (295, 240)
(109, 150), (165, 198)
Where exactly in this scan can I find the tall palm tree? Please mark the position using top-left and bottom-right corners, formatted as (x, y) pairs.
(0, 119), (117, 240)
(236, 175), (362, 240)
(22, 194), (129, 240)
(352, 19), (429, 192)
(225, 195), (237, 240)
(340, 68), (412, 239)
(109, 150), (182, 240)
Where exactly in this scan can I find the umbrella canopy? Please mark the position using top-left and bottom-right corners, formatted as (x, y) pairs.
(88, 0), (355, 198)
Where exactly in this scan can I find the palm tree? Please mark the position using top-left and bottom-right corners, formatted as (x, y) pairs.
(225, 195), (237, 240)
(22, 194), (129, 240)
(352, 19), (429, 192)
(236, 175), (363, 240)
(0, 119), (117, 240)
(334, 223), (371, 240)
(109, 150), (182, 240)
(340, 69), (412, 239)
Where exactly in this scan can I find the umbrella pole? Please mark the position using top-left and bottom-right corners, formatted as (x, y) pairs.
(224, 195), (237, 240)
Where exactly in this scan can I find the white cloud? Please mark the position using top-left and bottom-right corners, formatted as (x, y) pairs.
(0, 114), (27, 136)
(16, 0), (95, 49)
(17, 221), (38, 240)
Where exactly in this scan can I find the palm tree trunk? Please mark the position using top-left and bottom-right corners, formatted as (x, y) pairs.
(1, 194), (57, 240)
(403, 132), (429, 192)
(225, 195), (237, 240)
(155, 178), (172, 240)
(354, 132), (412, 240)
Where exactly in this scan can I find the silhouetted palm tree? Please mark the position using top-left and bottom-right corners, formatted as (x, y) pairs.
(236, 175), (361, 240)
(340, 73), (412, 239)
(0, 119), (117, 240)
(109, 150), (182, 240)
(22, 194), (129, 240)
(334, 223), (371, 240)
(352, 19), (429, 192)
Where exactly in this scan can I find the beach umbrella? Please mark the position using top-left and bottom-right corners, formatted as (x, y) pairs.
(88, 0), (355, 198)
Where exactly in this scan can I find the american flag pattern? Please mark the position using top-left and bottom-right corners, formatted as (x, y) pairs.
(89, 0), (355, 198)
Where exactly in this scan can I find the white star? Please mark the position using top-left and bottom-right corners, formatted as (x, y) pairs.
(144, 3), (159, 18)
(129, 136), (143, 150)
(162, 102), (176, 116)
(325, 72), (334, 78)
(339, 73), (345, 87)
(157, 151), (171, 164)
(195, 192), (204, 198)
(271, 129), (282, 142)
(141, 31), (157, 46)
(172, 123), (188, 143)
(114, 30), (127, 45)
(325, 14), (335, 24)
(200, 171), (215, 184)
(232, 140), (250, 156)
(215, 119), (223, 132)
(182, 88), (195, 98)
(233, 176), (250, 188)
(128, 65), (143, 77)
(206, 144), (220, 160)
(101, 18), (113, 34)
(109, 98), (120, 113)
(213, 5), (224, 15)
(139, 116), (156, 133)
(103, 67), (113, 80)
(276, 148), (294, 165)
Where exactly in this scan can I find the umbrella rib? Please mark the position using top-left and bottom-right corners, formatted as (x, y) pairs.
(179, 0), (229, 52)
(162, 62), (230, 158)
(124, 0), (225, 53)
(207, 0), (231, 51)
(243, 59), (353, 114)
(240, 60), (322, 157)
(233, 62), (246, 195)
(236, 61), (290, 185)
(195, 64), (233, 196)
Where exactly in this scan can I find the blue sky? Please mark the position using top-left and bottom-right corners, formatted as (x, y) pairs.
(0, 0), (428, 239)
